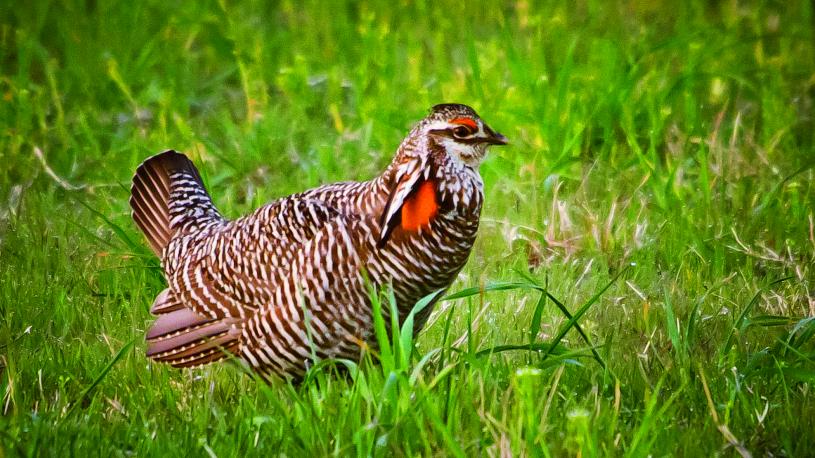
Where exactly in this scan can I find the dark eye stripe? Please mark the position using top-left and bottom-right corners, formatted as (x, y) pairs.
(428, 126), (482, 142)
(444, 129), (488, 144)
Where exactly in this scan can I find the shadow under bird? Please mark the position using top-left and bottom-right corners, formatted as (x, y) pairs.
(130, 103), (508, 380)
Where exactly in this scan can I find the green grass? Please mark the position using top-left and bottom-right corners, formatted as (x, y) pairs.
(1, 0), (814, 455)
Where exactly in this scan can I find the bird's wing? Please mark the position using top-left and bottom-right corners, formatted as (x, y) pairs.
(241, 213), (375, 376)
(296, 180), (372, 217)
(145, 197), (342, 368)
(163, 196), (343, 320)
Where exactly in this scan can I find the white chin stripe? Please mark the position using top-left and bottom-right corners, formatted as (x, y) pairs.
(436, 137), (483, 167)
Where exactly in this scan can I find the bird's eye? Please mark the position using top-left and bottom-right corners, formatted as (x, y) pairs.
(452, 126), (472, 138)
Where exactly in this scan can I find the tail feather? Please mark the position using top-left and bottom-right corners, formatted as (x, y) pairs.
(130, 150), (217, 257)
(146, 307), (240, 368)
(132, 151), (236, 369)
(130, 150), (240, 367)
(149, 288), (184, 315)
(170, 339), (241, 368)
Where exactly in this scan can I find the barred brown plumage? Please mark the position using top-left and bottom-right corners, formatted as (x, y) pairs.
(130, 103), (508, 379)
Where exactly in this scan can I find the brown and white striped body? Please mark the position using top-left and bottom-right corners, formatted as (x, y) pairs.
(130, 104), (507, 379)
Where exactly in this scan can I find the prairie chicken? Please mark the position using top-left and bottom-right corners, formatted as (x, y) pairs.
(130, 103), (507, 379)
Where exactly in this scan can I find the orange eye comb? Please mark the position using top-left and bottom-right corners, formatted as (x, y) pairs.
(450, 117), (478, 130)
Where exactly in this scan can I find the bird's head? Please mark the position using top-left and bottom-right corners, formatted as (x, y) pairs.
(415, 103), (508, 168)
(377, 104), (507, 246)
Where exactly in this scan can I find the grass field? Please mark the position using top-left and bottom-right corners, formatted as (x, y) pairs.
(1, 0), (814, 455)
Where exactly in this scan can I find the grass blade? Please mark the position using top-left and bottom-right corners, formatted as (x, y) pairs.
(475, 342), (571, 358)
(72, 196), (144, 254)
(720, 276), (794, 358)
(399, 289), (444, 369)
(368, 284), (393, 372)
(65, 338), (135, 419)
(540, 265), (631, 362)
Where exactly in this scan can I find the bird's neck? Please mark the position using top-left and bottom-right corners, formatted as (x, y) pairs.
(364, 139), (484, 218)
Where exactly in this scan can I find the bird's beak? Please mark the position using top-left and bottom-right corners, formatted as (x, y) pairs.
(482, 125), (509, 145)
(486, 131), (509, 145)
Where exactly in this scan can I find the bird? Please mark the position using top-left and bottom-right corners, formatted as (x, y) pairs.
(130, 103), (508, 380)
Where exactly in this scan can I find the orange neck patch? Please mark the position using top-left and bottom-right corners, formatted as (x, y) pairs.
(401, 180), (438, 231)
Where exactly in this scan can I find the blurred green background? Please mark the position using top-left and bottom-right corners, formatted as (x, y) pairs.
(1, 1), (813, 455)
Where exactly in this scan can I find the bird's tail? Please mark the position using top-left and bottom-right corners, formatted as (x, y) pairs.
(145, 289), (241, 368)
(129, 150), (222, 256)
